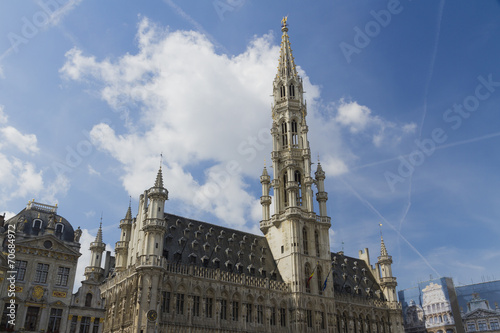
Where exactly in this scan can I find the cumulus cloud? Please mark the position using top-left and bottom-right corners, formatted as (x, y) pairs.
(0, 108), (69, 206)
(60, 17), (413, 229)
(0, 126), (39, 154)
(333, 99), (416, 148)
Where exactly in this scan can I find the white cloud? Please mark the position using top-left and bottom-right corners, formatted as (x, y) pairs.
(0, 126), (39, 154)
(333, 99), (416, 148)
(2, 211), (16, 219)
(60, 18), (414, 228)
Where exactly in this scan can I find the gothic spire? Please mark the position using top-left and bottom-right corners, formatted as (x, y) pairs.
(154, 165), (163, 188)
(277, 16), (298, 80)
(380, 235), (388, 257)
(95, 219), (103, 243)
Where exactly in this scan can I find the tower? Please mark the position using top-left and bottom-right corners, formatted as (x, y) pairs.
(260, 17), (332, 298)
(85, 221), (106, 281)
(377, 235), (398, 303)
(114, 203), (132, 272)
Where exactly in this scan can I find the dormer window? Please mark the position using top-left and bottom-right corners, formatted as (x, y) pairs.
(201, 256), (209, 267)
(33, 219), (42, 229)
(55, 223), (64, 234)
(213, 258), (220, 269)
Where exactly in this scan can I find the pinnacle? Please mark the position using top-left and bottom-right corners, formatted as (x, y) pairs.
(95, 221), (103, 244)
(277, 18), (298, 79)
(380, 235), (388, 257)
(154, 166), (164, 188)
(262, 166), (268, 176)
(125, 205), (132, 220)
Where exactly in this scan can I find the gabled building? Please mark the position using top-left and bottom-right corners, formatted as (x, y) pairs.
(99, 18), (405, 333)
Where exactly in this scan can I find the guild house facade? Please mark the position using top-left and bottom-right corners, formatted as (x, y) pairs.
(0, 19), (405, 333)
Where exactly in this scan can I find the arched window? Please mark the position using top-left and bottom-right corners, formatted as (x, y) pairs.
(33, 219), (42, 229)
(305, 263), (311, 293)
(317, 265), (323, 295)
(291, 119), (298, 147)
(280, 85), (286, 99)
(294, 170), (302, 206)
(281, 122), (288, 148)
(283, 172), (288, 207)
(55, 223), (64, 234)
(85, 293), (92, 307)
(289, 84), (295, 98)
(302, 228), (308, 255)
(315, 230), (320, 257)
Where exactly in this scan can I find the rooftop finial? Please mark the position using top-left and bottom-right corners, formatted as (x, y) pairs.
(281, 16), (288, 31)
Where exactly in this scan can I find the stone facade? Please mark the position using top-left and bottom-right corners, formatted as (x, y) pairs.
(99, 19), (405, 333)
(0, 201), (82, 332)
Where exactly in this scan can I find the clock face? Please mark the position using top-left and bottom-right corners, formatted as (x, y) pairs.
(147, 310), (157, 322)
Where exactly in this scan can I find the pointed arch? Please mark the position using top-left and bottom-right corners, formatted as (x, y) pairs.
(291, 119), (298, 147)
(317, 265), (323, 295)
(302, 227), (308, 255)
(294, 170), (302, 206)
(281, 121), (288, 149)
(305, 262), (311, 293)
(315, 230), (320, 257)
(283, 172), (288, 208)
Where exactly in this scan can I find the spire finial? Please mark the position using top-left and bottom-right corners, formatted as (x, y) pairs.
(154, 162), (164, 188)
(380, 223), (388, 256)
(96, 213), (103, 243)
(281, 16), (288, 31)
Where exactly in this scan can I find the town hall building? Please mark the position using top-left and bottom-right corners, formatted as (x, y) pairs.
(0, 19), (405, 333)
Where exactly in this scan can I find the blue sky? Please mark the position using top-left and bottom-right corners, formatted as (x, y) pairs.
(1, 0), (499, 292)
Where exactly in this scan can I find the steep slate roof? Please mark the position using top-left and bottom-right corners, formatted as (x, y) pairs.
(330, 252), (384, 299)
(162, 213), (283, 282)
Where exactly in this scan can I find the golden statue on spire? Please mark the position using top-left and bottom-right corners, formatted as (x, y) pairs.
(281, 16), (288, 28)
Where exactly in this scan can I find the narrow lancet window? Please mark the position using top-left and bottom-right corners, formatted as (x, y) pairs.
(281, 122), (288, 149)
(294, 170), (302, 206)
(291, 120), (298, 148)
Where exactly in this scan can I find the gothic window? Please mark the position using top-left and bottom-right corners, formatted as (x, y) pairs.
(291, 119), (298, 147)
(176, 293), (185, 315)
(280, 85), (286, 99)
(257, 304), (264, 324)
(306, 309), (313, 328)
(283, 172), (288, 207)
(280, 307), (286, 327)
(294, 170), (302, 206)
(315, 230), (320, 257)
(193, 295), (200, 317)
(289, 84), (295, 98)
(281, 122), (288, 148)
(220, 299), (227, 320)
(246, 303), (252, 323)
(317, 265), (323, 295)
(232, 301), (239, 321)
(205, 296), (213, 318)
(303, 227), (308, 255)
(305, 263), (311, 293)
(161, 291), (171, 313)
(270, 306), (276, 326)
(85, 293), (93, 307)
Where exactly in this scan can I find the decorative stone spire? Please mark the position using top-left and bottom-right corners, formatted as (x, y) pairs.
(95, 221), (103, 243)
(380, 235), (388, 257)
(154, 165), (163, 188)
(277, 16), (298, 80)
(124, 201), (132, 220)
